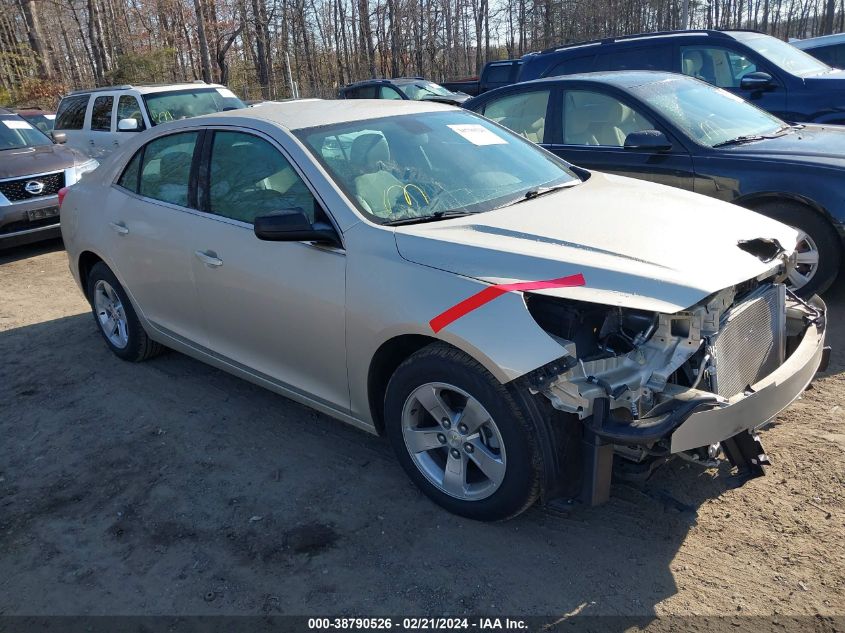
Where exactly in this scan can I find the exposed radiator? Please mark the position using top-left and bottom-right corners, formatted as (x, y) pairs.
(709, 284), (786, 398)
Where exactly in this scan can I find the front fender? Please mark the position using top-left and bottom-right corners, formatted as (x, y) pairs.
(344, 226), (568, 425)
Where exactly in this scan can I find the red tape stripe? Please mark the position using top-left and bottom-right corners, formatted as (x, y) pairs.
(429, 273), (586, 334)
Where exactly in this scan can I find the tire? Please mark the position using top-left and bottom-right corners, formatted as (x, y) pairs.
(384, 343), (544, 521)
(86, 262), (163, 362)
(750, 200), (841, 297)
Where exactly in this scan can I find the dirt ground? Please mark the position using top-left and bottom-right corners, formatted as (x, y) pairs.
(1, 239), (843, 621)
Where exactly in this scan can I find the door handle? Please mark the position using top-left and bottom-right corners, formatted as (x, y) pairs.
(109, 222), (129, 235)
(194, 250), (223, 267)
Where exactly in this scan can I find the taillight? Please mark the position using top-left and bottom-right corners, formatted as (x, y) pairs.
(57, 187), (69, 208)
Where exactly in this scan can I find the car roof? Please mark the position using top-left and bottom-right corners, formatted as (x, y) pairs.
(526, 29), (762, 57)
(793, 32), (845, 49)
(66, 82), (229, 97)
(514, 70), (689, 89)
(197, 98), (454, 131)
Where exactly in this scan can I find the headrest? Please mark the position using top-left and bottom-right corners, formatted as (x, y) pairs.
(350, 134), (390, 171)
(213, 142), (281, 182)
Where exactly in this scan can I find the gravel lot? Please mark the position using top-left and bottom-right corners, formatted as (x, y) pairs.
(1, 239), (843, 620)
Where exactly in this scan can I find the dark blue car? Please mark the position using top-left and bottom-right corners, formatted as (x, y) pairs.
(517, 30), (845, 125)
(464, 71), (845, 295)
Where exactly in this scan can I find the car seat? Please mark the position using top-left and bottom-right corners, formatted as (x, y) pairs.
(350, 133), (406, 217)
(586, 97), (627, 146)
(564, 98), (599, 145)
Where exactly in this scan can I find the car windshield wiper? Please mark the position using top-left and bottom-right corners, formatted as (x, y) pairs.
(508, 183), (574, 205)
(712, 134), (766, 148)
(382, 210), (474, 226)
(712, 126), (793, 148)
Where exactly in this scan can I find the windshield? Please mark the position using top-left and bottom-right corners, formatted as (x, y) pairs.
(0, 117), (53, 150)
(298, 110), (579, 224)
(400, 82), (456, 99)
(143, 87), (245, 126)
(19, 113), (55, 133)
(740, 34), (831, 76)
(631, 77), (786, 147)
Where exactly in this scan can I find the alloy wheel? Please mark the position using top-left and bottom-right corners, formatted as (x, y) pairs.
(93, 279), (129, 349)
(401, 382), (506, 501)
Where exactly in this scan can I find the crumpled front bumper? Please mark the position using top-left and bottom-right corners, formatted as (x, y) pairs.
(669, 296), (827, 453)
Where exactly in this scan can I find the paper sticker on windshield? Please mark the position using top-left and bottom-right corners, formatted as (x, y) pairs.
(44, 114), (56, 120)
(216, 87), (237, 99)
(3, 120), (33, 130)
(447, 124), (508, 146)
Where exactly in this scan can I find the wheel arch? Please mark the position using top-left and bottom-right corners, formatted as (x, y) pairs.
(735, 191), (843, 243)
(367, 333), (442, 435)
(77, 250), (106, 300)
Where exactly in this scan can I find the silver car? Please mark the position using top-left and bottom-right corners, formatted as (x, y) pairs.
(60, 100), (828, 521)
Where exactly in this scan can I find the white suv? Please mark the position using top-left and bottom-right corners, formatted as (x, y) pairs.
(54, 82), (245, 159)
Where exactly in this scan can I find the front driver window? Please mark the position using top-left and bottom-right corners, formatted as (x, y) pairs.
(117, 95), (146, 131)
(562, 90), (654, 147)
(207, 131), (317, 224)
(138, 131), (199, 206)
(482, 90), (550, 143)
(681, 46), (758, 88)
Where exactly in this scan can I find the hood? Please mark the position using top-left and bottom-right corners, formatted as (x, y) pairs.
(723, 124), (845, 165)
(394, 172), (799, 314)
(803, 68), (845, 83)
(0, 143), (86, 180)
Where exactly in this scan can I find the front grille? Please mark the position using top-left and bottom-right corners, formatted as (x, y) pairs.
(0, 171), (65, 202)
(709, 284), (786, 398)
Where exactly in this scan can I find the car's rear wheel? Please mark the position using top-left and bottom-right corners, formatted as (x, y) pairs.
(384, 343), (543, 521)
(750, 200), (841, 297)
(86, 262), (163, 362)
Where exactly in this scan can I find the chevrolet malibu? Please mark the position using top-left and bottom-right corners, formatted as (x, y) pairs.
(60, 101), (828, 521)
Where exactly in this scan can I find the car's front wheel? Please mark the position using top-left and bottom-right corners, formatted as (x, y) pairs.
(750, 200), (841, 297)
(86, 262), (163, 362)
(384, 343), (544, 521)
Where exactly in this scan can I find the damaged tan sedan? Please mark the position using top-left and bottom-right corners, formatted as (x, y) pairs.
(60, 100), (829, 521)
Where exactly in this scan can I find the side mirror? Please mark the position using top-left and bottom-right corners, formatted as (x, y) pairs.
(623, 129), (673, 152)
(118, 118), (140, 131)
(254, 210), (341, 247)
(740, 72), (773, 91)
(51, 131), (67, 144)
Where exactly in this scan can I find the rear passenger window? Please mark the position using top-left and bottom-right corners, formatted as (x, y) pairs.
(593, 45), (672, 71)
(206, 131), (317, 224)
(91, 96), (114, 131)
(486, 64), (513, 84)
(55, 95), (89, 130)
(547, 55), (595, 77)
(117, 150), (142, 192)
(138, 132), (198, 207)
(482, 90), (550, 143)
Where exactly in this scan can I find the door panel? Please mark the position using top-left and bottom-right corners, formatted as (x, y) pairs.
(106, 131), (207, 346)
(546, 89), (695, 190)
(191, 130), (348, 410)
(88, 93), (119, 158)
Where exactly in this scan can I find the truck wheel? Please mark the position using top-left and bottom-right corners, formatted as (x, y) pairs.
(751, 201), (841, 297)
(384, 343), (544, 521)
(86, 262), (163, 362)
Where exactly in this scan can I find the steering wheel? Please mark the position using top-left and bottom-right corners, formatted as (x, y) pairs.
(157, 111), (174, 124)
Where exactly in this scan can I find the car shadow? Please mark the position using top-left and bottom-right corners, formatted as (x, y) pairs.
(0, 275), (842, 620)
(0, 315), (766, 620)
(0, 237), (64, 265)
